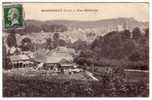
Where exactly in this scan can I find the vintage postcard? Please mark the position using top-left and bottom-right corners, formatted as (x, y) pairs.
(2, 2), (149, 97)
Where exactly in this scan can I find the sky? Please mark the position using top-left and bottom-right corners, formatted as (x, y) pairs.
(21, 3), (149, 22)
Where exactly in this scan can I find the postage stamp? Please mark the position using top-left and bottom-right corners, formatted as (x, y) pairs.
(3, 4), (24, 29)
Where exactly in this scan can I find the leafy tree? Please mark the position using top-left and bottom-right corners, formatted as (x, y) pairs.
(45, 38), (54, 50)
(53, 32), (60, 41)
(132, 27), (142, 40)
(6, 31), (17, 48)
(59, 39), (66, 46)
(91, 36), (103, 49)
(71, 39), (89, 51)
(121, 29), (131, 40)
(20, 37), (33, 51)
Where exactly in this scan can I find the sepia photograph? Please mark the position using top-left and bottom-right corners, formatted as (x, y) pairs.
(2, 2), (149, 97)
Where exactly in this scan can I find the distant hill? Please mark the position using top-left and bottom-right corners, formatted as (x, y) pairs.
(25, 17), (148, 31)
(44, 17), (148, 29)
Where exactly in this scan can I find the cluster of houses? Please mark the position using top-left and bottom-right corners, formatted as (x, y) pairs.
(7, 45), (83, 74)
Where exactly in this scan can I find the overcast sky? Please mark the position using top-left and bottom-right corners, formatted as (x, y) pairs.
(22, 3), (149, 22)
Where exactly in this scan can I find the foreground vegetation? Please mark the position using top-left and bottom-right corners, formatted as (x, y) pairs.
(3, 66), (149, 97)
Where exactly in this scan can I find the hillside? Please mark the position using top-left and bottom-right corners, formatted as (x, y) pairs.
(15, 17), (148, 35)
(74, 28), (149, 69)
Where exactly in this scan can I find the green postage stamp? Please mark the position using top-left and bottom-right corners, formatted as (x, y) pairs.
(3, 4), (24, 29)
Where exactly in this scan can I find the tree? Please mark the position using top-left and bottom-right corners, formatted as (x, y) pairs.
(59, 39), (66, 46)
(121, 29), (131, 39)
(90, 30), (135, 60)
(53, 32), (60, 41)
(132, 27), (142, 40)
(45, 38), (56, 50)
(91, 36), (103, 49)
(20, 37), (33, 51)
(52, 32), (60, 48)
(6, 30), (17, 48)
(71, 39), (88, 51)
